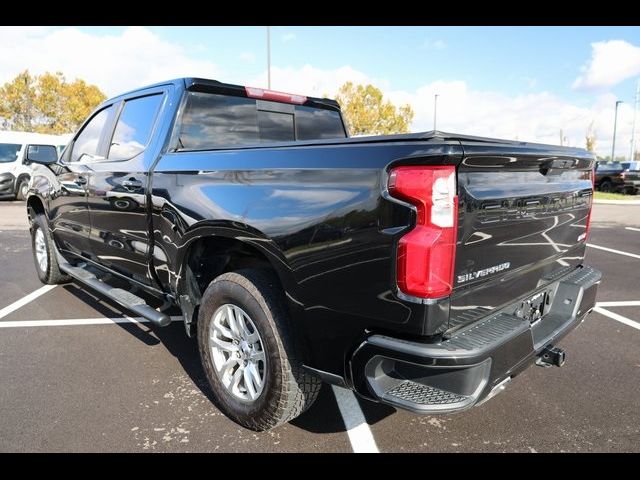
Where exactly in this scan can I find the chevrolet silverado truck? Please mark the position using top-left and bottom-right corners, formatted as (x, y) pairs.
(26, 78), (601, 431)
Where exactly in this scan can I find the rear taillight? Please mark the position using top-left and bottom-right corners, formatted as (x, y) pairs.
(245, 86), (307, 105)
(388, 165), (458, 299)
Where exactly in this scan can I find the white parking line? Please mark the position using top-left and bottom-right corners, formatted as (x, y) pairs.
(0, 285), (57, 320)
(587, 243), (640, 259)
(331, 385), (379, 453)
(596, 301), (640, 307)
(593, 307), (640, 331)
(0, 316), (183, 328)
(625, 227), (640, 233)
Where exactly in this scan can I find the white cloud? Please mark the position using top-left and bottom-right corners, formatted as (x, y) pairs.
(239, 51), (255, 63)
(0, 26), (223, 96)
(573, 40), (640, 90)
(387, 81), (636, 158)
(281, 33), (296, 42)
(246, 64), (388, 97)
(423, 39), (446, 50)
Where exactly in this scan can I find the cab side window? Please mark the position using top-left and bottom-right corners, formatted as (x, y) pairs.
(70, 106), (113, 163)
(108, 94), (163, 161)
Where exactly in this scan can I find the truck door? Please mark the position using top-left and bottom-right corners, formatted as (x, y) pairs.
(84, 92), (165, 286)
(50, 105), (116, 258)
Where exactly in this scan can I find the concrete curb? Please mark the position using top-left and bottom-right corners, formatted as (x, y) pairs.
(594, 199), (640, 205)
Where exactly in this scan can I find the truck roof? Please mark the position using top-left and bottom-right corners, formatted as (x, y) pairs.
(104, 77), (342, 112)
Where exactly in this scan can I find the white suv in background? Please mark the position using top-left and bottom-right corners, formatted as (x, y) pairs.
(0, 131), (71, 200)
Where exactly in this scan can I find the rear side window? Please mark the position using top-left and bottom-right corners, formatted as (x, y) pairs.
(0, 143), (21, 163)
(295, 106), (346, 140)
(109, 94), (163, 160)
(176, 92), (345, 150)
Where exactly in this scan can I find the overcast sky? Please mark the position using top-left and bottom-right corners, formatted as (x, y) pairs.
(1, 26), (639, 158)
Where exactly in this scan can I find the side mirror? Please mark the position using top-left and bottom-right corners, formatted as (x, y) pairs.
(25, 144), (58, 165)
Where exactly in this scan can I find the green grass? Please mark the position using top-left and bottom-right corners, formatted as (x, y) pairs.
(594, 191), (638, 200)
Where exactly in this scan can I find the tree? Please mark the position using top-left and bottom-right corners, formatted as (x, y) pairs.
(0, 70), (106, 134)
(585, 121), (597, 152)
(334, 82), (414, 136)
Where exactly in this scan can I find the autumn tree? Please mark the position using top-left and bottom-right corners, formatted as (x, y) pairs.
(0, 70), (106, 134)
(585, 120), (597, 152)
(335, 82), (414, 136)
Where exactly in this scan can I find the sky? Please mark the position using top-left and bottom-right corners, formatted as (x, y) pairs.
(1, 26), (639, 158)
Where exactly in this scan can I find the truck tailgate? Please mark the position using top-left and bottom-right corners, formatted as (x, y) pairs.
(450, 143), (594, 332)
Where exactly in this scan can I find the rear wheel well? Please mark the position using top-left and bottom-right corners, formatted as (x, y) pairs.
(184, 237), (278, 298)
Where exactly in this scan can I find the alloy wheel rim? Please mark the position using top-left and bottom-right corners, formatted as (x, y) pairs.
(209, 304), (266, 402)
(34, 228), (48, 273)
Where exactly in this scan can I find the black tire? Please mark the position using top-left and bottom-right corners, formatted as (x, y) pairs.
(197, 269), (321, 431)
(16, 179), (28, 201)
(30, 214), (70, 285)
(599, 179), (613, 192)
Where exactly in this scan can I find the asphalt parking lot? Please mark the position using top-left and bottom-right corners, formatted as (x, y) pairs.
(0, 200), (638, 452)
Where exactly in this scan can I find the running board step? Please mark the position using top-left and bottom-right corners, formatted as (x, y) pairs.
(385, 381), (472, 406)
(59, 262), (171, 327)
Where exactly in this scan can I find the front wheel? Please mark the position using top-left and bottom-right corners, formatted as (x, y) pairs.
(197, 269), (321, 431)
(30, 214), (70, 284)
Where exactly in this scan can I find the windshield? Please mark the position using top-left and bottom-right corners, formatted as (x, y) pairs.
(0, 143), (22, 163)
(597, 162), (624, 171)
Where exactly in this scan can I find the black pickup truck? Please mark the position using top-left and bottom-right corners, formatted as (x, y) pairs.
(26, 78), (601, 431)
(594, 161), (640, 194)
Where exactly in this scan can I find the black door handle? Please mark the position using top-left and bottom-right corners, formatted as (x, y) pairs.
(75, 176), (87, 186)
(122, 179), (143, 190)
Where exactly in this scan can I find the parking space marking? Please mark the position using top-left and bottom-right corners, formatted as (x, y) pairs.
(0, 316), (183, 328)
(593, 307), (640, 331)
(331, 385), (379, 453)
(596, 301), (640, 307)
(0, 285), (57, 320)
(587, 243), (640, 259)
(625, 227), (640, 233)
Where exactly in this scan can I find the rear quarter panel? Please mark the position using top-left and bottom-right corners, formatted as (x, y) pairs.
(150, 140), (461, 375)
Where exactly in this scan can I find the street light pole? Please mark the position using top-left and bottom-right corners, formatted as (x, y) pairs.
(433, 94), (439, 131)
(611, 100), (623, 162)
(631, 80), (639, 162)
(266, 26), (271, 89)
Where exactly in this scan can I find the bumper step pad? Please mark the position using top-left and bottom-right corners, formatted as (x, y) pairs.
(386, 381), (470, 405)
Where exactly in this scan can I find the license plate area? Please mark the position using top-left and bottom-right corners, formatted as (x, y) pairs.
(514, 290), (551, 324)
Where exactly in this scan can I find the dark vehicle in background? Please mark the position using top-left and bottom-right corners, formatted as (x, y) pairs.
(25, 78), (601, 431)
(595, 161), (640, 194)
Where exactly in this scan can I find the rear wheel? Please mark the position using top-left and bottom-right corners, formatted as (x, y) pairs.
(599, 179), (613, 192)
(16, 179), (29, 201)
(197, 269), (321, 431)
(30, 214), (70, 284)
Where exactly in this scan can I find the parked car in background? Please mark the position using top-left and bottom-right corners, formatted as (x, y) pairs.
(0, 131), (71, 200)
(594, 161), (640, 194)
